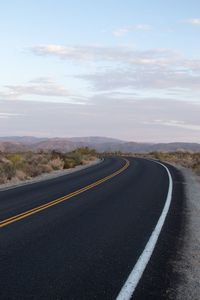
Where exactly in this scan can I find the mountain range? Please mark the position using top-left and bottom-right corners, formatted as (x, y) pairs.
(0, 136), (200, 153)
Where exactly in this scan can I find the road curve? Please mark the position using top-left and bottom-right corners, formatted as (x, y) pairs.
(0, 157), (184, 299)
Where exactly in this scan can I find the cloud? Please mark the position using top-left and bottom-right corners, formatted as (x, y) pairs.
(31, 44), (177, 65)
(1, 98), (200, 142)
(31, 44), (102, 60)
(185, 18), (200, 26)
(150, 119), (200, 131)
(30, 44), (200, 71)
(77, 65), (200, 93)
(112, 24), (152, 37)
(7, 78), (70, 97)
(0, 112), (23, 119)
(0, 77), (72, 100)
(30, 44), (200, 96)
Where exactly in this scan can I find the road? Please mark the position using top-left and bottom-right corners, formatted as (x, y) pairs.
(0, 157), (184, 299)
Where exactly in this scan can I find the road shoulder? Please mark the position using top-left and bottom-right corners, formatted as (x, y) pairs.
(169, 165), (200, 300)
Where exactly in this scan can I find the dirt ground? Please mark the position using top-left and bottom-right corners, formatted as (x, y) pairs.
(170, 166), (200, 300)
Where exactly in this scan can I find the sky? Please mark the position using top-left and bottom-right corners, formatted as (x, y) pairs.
(1, 0), (200, 142)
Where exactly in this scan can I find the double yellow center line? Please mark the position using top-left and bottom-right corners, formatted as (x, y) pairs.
(0, 158), (130, 228)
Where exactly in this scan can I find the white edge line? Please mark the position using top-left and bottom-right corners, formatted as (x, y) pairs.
(116, 160), (173, 300)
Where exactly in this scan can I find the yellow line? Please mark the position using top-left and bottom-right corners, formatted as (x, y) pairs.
(0, 158), (130, 228)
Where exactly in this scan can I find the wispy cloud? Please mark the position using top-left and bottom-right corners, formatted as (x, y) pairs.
(152, 119), (200, 131)
(184, 18), (200, 26)
(0, 112), (23, 119)
(77, 66), (200, 93)
(31, 45), (100, 60)
(30, 44), (200, 96)
(0, 77), (71, 100)
(112, 24), (152, 37)
(31, 45), (177, 65)
(1, 98), (200, 142)
(30, 44), (200, 70)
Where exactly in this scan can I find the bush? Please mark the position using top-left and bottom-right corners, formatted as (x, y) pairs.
(15, 170), (27, 181)
(0, 148), (97, 184)
(50, 158), (64, 170)
(63, 159), (76, 169)
(7, 154), (23, 167)
(0, 166), (6, 183)
(144, 151), (200, 176)
(0, 162), (16, 181)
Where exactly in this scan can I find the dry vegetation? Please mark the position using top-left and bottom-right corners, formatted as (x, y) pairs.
(0, 147), (97, 184)
(102, 150), (200, 176)
(136, 151), (200, 176)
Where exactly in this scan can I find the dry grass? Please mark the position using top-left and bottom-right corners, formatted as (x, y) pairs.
(135, 151), (200, 176)
(0, 148), (97, 184)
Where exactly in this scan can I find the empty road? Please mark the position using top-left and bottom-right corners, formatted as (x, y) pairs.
(0, 157), (184, 299)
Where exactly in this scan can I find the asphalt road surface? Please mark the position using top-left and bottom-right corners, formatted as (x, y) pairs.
(0, 157), (184, 299)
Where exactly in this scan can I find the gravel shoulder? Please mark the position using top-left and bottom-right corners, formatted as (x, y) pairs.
(169, 165), (200, 300)
(0, 158), (102, 192)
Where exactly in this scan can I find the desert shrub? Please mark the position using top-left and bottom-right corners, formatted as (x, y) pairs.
(24, 163), (41, 177)
(1, 162), (16, 180)
(15, 170), (27, 181)
(38, 156), (49, 165)
(149, 151), (164, 160)
(143, 151), (200, 176)
(75, 147), (96, 156)
(0, 148), (97, 184)
(50, 150), (65, 160)
(7, 154), (23, 167)
(63, 159), (76, 169)
(0, 165), (6, 183)
(38, 164), (53, 173)
(50, 158), (64, 170)
(22, 151), (34, 162)
(24, 163), (51, 177)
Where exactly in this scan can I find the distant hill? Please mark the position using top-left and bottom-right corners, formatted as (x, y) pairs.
(33, 138), (83, 152)
(68, 136), (124, 144)
(150, 142), (200, 152)
(0, 136), (48, 145)
(0, 141), (28, 152)
(115, 141), (200, 153)
(0, 136), (200, 153)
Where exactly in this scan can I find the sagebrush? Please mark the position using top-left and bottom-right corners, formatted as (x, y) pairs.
(0, 147), (97, 184)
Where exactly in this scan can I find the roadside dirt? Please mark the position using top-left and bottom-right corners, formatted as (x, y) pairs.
(169, 166), (200, 300)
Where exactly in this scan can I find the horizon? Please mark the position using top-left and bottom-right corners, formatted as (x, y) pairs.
(1, 1), (200, 142)
(0, 134), (200, 145)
